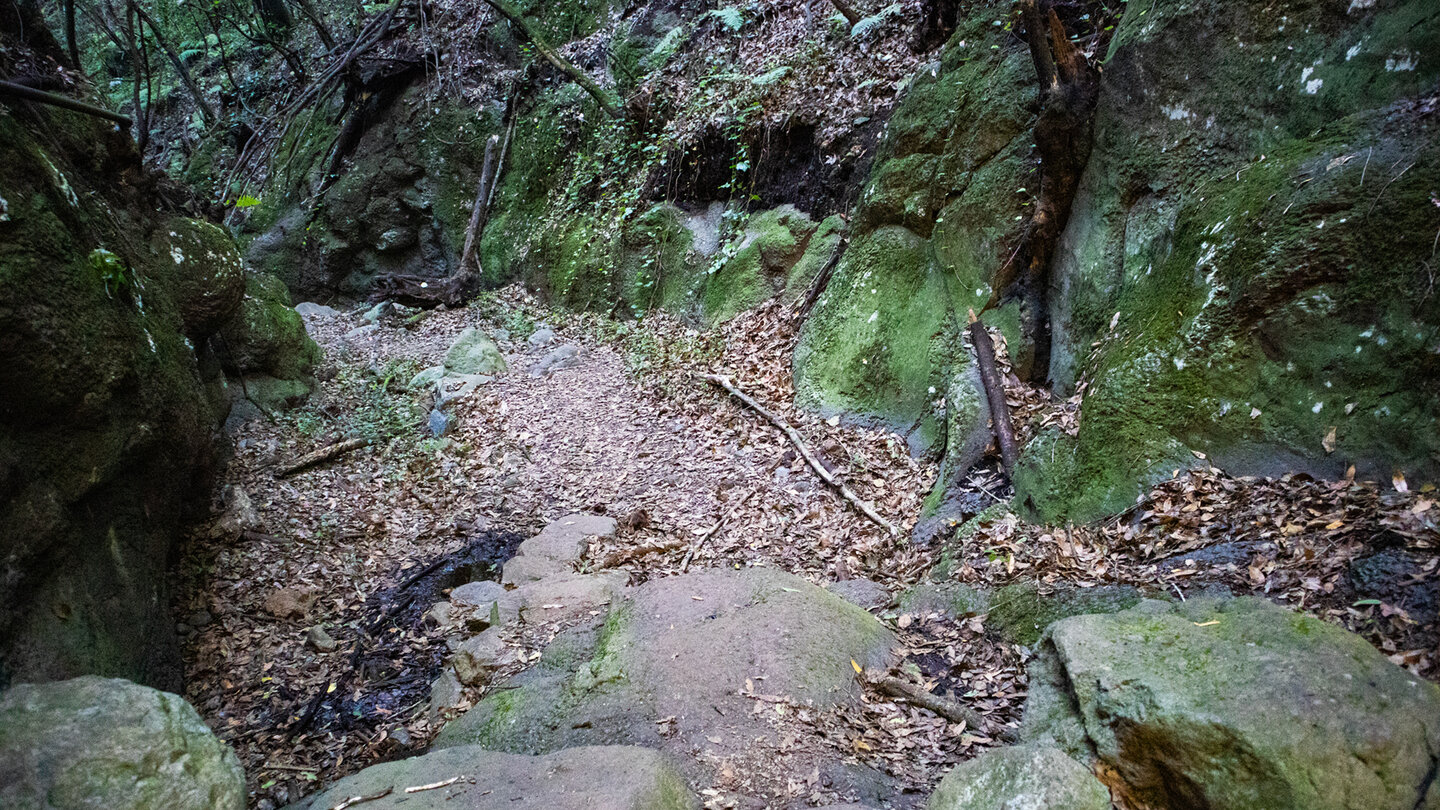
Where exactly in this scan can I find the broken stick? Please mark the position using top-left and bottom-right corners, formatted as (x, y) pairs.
(330, 787), (392, 810)
(699, 374), (898, 535)
(874, 676), (984, 730)
(680, 487), (758, 572)
(966, 311), (1019, 477)
(276, 437), (372, 478)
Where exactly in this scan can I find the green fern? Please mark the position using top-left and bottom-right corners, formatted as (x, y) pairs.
(851, 3), (901, 39)
(750, 66), (791, 86)
(644, 25), (689, 70)
(705, 6), (744, 32)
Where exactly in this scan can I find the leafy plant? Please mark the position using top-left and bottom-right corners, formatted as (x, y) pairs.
(705, 6), (744, 33)
(851, 3), (901, 39)
(88, 248), (132, 299)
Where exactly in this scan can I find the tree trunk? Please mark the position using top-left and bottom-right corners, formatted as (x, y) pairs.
(986, 0), (1098, 384)
(478, 0), (621, 119)
(292, 0), (337, 49)
(64, 0), (80, 67)
(126, 0), (218, 124)
(829, 0), (862, 26)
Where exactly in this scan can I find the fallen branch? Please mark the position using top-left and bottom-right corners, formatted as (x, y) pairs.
(680, 487), (758, 572)
(276, 437), (372, 478)
(405, 776), (461, 793)
(873, 676), (984, 729)
(0, 79), (133, 126)
(597, 539), (687, 569)
(330, 787), (392, 810)
(795, 233), (849, 322)
(967, 312), (1019, 477)
(699, 374), (898, 535)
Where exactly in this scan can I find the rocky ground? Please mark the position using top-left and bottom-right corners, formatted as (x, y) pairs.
(172, 288), (1440, 810)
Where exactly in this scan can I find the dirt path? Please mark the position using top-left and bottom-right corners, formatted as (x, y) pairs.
(178, 293), (946, 808)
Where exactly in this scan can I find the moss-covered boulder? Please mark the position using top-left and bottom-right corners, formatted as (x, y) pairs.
(702, 205), (818, 323)
(302, 744), (695, 810)
(1023, 598), (1440, 810)
(435, 568), (894, 791)
(0, 43), (242, 685)
(925, 744), (1110, 810)
(148, 217), (246, 338)
(0, 676), (245, 810)
(793, 1), (1036, 456)
(1019, 0), (1440, 521)
(986, 581), (1145, 645)
(217, 271), (321, 412)
(444, 327), (507, 376)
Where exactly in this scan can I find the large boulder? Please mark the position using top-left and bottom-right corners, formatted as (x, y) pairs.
(925, 744), (1110, 810)
(297, 745), (696, 810)
(1023, 597), (1440, 810)
(217, 271), (322, 402)
(0, 22), (242, 685)
(435, 568), (895, 787)
(0, 676), (245, 810)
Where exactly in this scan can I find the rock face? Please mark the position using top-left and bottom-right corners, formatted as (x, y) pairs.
(1023, 598), (1440, 810)
(1009, 0), (1440, 521)
(217, 271), (322, 413)
(0, 14), (260, 686)
(926, 744), (1110, 810)
(0, 676), (245, 810)
(298, 745), (696, 810)
(435, 568), (895, 764)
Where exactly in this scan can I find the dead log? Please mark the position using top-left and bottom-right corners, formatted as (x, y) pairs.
(457, 134), (500, 278)
(597, 539), (687, 569)
(699, 374), (898, 535)
(873, 675), (984, 729)
(275, 437), (371, 478)
(795, 232), (849, 322)
(967, 312), (1019, 477)
(0, 79), (131, 126)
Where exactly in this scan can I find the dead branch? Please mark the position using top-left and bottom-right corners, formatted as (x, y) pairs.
(967, 312), (1019, 477)
(796, 233), (849, 322)
(330, 787), (393, 810)
(828, 0), (862, 26)
(458, 134), (499, 276)
(275, 437), (371, 478)
(0, 79), (131, 125)
(680, 487), (758, 572)
(699, 374), (898, 535)
(873, 676), (985, 730)
(597, 539), (687, 569)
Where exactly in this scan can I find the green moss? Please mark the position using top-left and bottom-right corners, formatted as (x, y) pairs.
(793, 226), (953, 450)
(987, 581), (1146, 645)
(782, 214), (847, 303)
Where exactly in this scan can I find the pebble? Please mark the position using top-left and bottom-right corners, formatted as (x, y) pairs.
(305, 625), (338, 653)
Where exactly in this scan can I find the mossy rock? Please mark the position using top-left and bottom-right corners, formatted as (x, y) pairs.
(147, 217), (246, 337)
(1022, 597), (1440, 810)
(702, 205), (817, 323)
(986, 581), (1145, 646)
(443, 327), (507, 376)
(218, 271), (321, 386)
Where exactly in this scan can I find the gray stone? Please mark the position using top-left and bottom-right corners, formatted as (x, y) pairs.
(409, 365), (447, 391)
(427, 408), (452, 437)
(444, 327), (507, 376)
(0, 676), (245, 810)
(986, 581), (1145, 645)
(451, 581), (507, 607)
(528, 344), (582, 377)
(305, 626), (338, 653)
(424, 601), (456, 629)
(362, 302), (388, 323)
(451, 629), (515, 686)
(294, 302), (340, 318)
(344, 323), (379, 340)
(926, 744), (1109, 810)
(828, 578), (891, 610)
(301, 745), (696, 810)
(528, 327), (556, 347)
(511, 571), (628, 623)
(1022, 597), (1440, 810)
(898, 581), (991, 619)
(436, 568), (895, 758)
(429, 669), (465, 726)
(502, 514), (617, 585)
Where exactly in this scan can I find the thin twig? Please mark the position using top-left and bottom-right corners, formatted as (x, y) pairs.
(276, 437), (372, 478)
(873, 676), (984, 729)
(405, 776), (461, 793)
(330, 787), (392, 810)
(699, 374), (898, 535)
(680, 488), (758, 572)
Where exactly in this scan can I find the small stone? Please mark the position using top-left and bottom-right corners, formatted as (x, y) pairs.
(263, 587), (314, 620)
(429, 669), (464, 725)
(450, 629), (513, 686)
(444, 327), (507, 376)
(294, 302), (340, 318)
(344, 324), (379, 340)
(528, 327), (556, 347)
(423, 601), (455, 628)
(528, 344), (582, 378)
(492, 328), (511, 342)
(408, 365), (446, 391)
(187, 610), (214, 628)
(427, 408), (452, 437)
(450, 581), (507, 606)
(362, 302), (388, 323)
(389, 727), (414, 748)
(306, 626), (338, 653)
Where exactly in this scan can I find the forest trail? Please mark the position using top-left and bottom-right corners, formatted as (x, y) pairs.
(178, 290), (983, 808)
